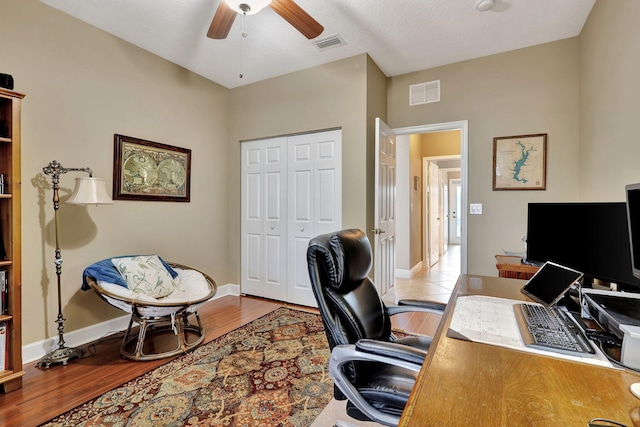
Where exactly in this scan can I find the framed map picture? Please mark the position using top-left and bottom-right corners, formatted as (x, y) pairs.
(493, 133), (547, 191)
(113, 134), (191, 201)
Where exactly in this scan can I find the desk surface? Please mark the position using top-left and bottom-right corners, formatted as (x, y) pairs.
(399, 274), (640, 426)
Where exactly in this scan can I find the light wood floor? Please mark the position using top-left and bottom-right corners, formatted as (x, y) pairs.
(0, 294), (443, 427)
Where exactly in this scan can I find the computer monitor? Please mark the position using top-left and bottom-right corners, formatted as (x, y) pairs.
(625, 183), (640, 279)
(526, 202), (639, 291)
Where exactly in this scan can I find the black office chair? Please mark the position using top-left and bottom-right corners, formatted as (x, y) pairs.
(307, 228), (446, 426)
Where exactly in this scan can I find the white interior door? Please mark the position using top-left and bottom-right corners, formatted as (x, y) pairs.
(449, 178), (461, 245)
(287, 130), (342, 307)
(442, 175), (449, 253)
(374, 118), (396, 296)
(241, 138), (287, 301)
(428, 161), (441, 267)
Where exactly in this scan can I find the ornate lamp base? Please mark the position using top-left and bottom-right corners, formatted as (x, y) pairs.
(37, 346), (84, 369)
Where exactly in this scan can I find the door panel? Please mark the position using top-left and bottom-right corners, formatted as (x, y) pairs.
(288, 130), (342, 306)
(241, 137), (287, 300)
(374, 118), (396, 296)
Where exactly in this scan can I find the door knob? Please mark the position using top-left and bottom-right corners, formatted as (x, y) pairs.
(372, 228), (386, 235)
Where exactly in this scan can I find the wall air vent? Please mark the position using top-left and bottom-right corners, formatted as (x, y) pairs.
(409, 80), (440, 106)
(312, 34), (346, 51)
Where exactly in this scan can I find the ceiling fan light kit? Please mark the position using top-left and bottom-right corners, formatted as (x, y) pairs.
(476, 0), (494, 11)
(224, 0), (272, 15)
(208, 0), (324, 40)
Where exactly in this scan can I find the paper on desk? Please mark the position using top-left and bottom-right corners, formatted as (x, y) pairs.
(447, 295), (616, 369)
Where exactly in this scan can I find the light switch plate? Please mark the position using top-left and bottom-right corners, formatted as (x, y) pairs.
(470, 203), (483, 215)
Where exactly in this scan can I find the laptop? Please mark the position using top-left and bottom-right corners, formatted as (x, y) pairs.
(520, 261), (584, 306)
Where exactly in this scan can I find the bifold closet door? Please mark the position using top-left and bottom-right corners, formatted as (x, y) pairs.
(241, 130), (342, 306)
(240, 137), (288, 301)
(287, 130), (342, 306)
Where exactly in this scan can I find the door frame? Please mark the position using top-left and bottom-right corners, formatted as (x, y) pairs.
(394, 120), (468, 274)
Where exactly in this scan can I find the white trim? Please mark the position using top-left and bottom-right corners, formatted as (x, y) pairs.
(395, 261), (423, 279)
(393, 120), (469, 274)
(22, 283), (241, 364)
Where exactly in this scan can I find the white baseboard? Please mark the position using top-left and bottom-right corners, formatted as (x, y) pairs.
(395, 261), (423, 279)
(22, 283), (241, 364)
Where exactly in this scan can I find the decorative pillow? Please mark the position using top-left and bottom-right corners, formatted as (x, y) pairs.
(111, 255), (178, 298)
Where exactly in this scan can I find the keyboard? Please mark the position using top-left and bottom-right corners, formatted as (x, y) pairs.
(514, 303), (596, 357)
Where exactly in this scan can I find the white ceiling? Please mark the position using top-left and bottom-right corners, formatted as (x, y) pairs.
(39, 0), (595, 89)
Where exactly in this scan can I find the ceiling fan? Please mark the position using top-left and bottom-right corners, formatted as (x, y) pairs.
(207, 0), (324, 40)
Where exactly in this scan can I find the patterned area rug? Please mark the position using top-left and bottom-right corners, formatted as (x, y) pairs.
(41, 307), (333, 427)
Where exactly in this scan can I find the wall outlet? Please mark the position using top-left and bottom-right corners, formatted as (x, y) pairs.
(470, 203), (483, 215)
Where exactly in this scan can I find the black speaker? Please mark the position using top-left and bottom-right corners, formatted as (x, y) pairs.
(0, 74), (14, 90)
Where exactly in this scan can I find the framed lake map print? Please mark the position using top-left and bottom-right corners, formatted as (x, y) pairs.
(113, 134), (191, 201)
(493, 133), (547, 191)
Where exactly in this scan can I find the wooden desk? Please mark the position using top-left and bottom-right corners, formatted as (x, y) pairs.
(495, 255), (539, 280)
(399, 274), (640, 426)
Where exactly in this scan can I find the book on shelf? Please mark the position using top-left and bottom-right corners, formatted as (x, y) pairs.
(0, 321), (6, 370)
(0, 270), (6, 314)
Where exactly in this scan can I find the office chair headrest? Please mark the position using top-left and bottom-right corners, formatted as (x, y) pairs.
(309, 229), (372, 293)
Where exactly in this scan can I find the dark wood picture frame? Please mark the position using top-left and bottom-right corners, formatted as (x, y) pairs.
(492, 133), (547, 191)
(113, 134), (191, 202)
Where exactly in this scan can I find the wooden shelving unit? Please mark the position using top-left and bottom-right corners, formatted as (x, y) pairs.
(0, 88), (24, 393)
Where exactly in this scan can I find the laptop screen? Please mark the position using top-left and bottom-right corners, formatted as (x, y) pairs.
(521, 261), (584, 306)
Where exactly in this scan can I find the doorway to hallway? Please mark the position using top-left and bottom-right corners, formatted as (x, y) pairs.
(393, 120), (468, 283)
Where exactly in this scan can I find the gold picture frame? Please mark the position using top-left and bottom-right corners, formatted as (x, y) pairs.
(113, 134), (191, 201)
(493, 133), (547, 191)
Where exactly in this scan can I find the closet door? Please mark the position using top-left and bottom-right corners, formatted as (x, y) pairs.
(240, 137), (287, 300)
(287, 130), (342, 306)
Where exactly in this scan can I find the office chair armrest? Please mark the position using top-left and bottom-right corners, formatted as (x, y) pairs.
(356, 338), (426, 365)
(387, 300), (446, 316)
(398, 299), (447, 311)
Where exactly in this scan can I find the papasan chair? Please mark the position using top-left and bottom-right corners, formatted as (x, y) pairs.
(83, 255), (217, 361)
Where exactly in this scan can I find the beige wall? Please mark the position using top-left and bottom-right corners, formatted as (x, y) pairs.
(420, 130), (462, 157)
(389, 38), (581, 275)
(409, 135), (423, 266)
(227, 55), (371, 283)
(579, 0), (640, 200)
(2, 0), (231, 345)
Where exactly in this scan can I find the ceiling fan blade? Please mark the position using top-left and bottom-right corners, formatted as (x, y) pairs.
(269, 0), (324, 39)
(207, 1), (237, 39)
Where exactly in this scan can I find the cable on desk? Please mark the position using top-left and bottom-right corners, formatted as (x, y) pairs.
(588, 418), (628, 427)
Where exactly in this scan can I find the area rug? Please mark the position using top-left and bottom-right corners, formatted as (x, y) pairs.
(40, 307), (333, 427)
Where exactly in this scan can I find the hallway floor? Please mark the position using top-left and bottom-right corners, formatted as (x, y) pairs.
(383, 244), (461, 306)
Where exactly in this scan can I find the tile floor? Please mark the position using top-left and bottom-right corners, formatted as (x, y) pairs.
(382, 244), (461, 306)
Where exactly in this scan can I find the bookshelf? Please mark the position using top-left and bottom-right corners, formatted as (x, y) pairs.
(0, 88), (24, 392)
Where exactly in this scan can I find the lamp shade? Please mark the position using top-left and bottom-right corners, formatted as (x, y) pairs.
(66, 177), (113, 205)
(224, 0), (272, 15)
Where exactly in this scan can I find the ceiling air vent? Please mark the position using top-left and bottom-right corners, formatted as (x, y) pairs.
(312, 34), (346, 51)
(409, 80), (440, 106)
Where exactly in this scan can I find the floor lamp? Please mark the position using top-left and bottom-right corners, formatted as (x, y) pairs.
(37, 160), (113, 369)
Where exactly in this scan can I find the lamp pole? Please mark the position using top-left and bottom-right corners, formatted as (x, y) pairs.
(37, 160), (93, 368)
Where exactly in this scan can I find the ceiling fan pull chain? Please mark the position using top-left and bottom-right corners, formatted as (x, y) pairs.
(239, 13), (247, 79)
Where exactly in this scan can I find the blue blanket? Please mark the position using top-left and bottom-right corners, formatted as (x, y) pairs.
(82, 255), (178, 291)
